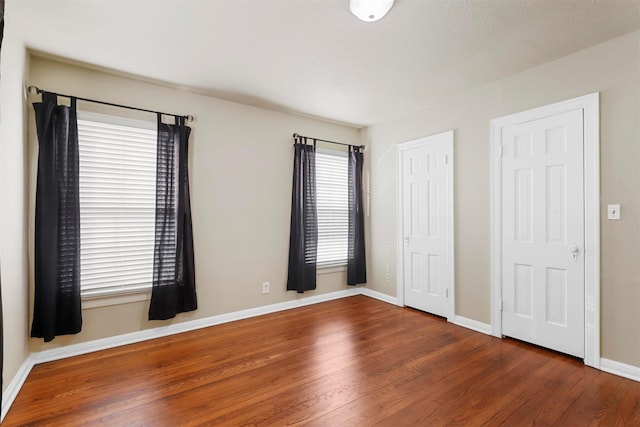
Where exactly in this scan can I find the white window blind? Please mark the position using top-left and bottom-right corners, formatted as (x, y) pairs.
(316, 149), (348, 266)
(77, 112), (157, 298)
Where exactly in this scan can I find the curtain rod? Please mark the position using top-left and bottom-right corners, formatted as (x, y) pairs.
(27, 86), (194, 122)
(293, 133), (364, 150)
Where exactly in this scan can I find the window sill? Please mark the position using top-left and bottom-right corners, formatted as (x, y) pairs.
(81, 289), (151, 309)
(318, 264), (347, 275)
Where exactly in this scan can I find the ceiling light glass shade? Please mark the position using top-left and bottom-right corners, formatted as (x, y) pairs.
(349, 0), (395, 22)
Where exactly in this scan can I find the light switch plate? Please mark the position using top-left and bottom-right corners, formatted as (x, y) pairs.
(607, 204), (620, 220)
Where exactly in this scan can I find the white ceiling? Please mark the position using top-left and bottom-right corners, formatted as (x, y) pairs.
(9, 0), (640, 127)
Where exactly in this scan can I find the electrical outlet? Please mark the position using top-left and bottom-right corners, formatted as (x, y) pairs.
(262, 281), (270, 294)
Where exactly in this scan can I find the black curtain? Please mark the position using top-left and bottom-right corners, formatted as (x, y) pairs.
(149, 115), (197, 320)
(0, 0), (4, 52)
(347, 146), (366, 285)
(287, 137), (317, 293)
(31, 92), (82, 342)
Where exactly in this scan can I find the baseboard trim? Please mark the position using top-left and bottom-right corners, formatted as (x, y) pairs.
(4, 287), (375, 421)
(453, 315), (492, 335)
(32, 287), (361, 365)
(3, 288), (362, 419)
(22, 287), (629, 422)
(1, 356), (35, 422)
(360, 287), (398, 305)
(601, 358), (640, 382)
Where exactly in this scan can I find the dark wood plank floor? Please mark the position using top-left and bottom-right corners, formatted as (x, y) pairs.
(5, 295), (640, 426)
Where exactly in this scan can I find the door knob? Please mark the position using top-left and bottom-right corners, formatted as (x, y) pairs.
(568, 244), (579, 262)
(405, 236), (410, 245)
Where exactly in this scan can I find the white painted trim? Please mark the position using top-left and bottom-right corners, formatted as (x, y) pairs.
(396, 143), (405, 308)
(32, 288), (360, 365)
(453, 316), (492, 335)
(1, 287), (392, 422)
(82, 290), (151, 309)
(583, 94), (601, 369)
(2, 288), (363, 419)
(396, 130), (455, 321)
(490, 93), (600, 368)
(489, 117), (502, 338)
(601, 358), (640, 383)
(447, 132), (456, 323)
(1, 356), (35, 422)
(360, 287), (398, 305)
(317, 264), (347, 275)
(2, 286), (635, 423)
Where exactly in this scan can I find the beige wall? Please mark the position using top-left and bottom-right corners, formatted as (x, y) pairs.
(0, 20), (30, 397)
(25, 56), (363, 353)
(366, 31), (640, 366)
(2, 12), (637, 405)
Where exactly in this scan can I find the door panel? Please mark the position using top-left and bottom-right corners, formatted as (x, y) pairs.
(501, 109), (584, 358)
(402, 134), (452, 318)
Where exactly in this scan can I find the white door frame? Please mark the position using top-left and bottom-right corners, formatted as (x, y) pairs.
(490, 93), (600, 368)
(396, 130), (455, 322)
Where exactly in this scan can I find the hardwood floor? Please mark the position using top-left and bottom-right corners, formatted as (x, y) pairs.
(5, 295), (640, 426)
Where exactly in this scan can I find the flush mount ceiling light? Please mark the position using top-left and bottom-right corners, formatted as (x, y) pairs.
(349, 0), (395, 22)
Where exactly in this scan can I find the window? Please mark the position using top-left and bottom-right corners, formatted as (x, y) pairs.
(77, 112), (157, 298)
(315, 149), (348, 266)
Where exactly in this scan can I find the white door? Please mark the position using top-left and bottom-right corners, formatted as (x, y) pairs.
(401, 132), (453, 319)
(501, 109), (584, 358)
